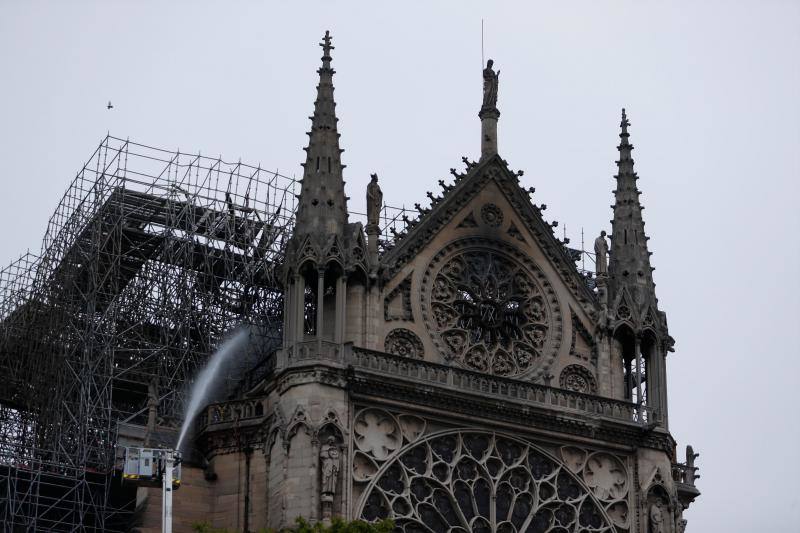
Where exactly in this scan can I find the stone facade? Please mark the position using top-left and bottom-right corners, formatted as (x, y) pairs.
(148, 32), (700, 532)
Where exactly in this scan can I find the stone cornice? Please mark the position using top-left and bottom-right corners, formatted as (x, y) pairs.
(347, 369), (674, 454)
(198, 346), (676, 456)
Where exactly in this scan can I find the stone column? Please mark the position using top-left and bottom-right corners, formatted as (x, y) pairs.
(366, 224), (379, 268)
(658, 345), (669, 429)
(317, 271), (325, 352)
(634, 335), (643, 407)
(479, 108), (500, 160)
(596, 337), (612, 397)
(595, 277), (612, 397)
(646, 341), (661, 423)
(293, 274), (305, 350)
(334, 275), (346, 344)
(363, 283), (378, 351)
(310, 436), (320, 521)
(283, 278), (291, 349)
(345, 284), (364, 346)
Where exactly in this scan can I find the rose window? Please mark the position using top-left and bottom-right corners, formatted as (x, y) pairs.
(358, 431), (613, 532)
(424, 246), (558, 377)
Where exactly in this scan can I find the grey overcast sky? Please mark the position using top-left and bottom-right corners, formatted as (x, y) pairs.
(1, 1), (798, 530)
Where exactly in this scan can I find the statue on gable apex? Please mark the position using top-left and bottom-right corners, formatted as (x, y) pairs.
(482, 59), (499, 109)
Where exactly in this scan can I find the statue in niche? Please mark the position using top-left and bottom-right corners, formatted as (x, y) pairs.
(366, 173), (383, 228)
(320, 436), (341, 519)
(674, 502), (687, 533)
(482, 59), (499, 109)
(648, 502), (665, 533)
(594, 230), (609, 275)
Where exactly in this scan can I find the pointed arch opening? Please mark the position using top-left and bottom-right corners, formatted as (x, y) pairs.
(640, 330), (662, 419)
(297, 261), (346, 341)
(613, 325), (642, 405)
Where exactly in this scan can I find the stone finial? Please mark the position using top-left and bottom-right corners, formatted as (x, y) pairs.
(320, 30), (334, 66)
(620, 108), (631, 146)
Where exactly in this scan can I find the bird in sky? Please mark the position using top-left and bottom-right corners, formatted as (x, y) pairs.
(107, 101), (113, 110)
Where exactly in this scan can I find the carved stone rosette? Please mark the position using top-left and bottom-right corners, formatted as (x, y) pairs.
(559, 364), (598, 395)
(480, 203), (504, 227)
(421, 238), (562, 379)
(384, 328), (425, 359)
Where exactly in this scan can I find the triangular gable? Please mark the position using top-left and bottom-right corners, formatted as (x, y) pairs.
(381, 154), (596, 307)
(642, 305), (659, 329)
(611, 287), (637, 324)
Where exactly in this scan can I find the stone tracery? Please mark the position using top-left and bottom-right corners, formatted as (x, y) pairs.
(354, 409), (402, 461)
(357, 430), (615, 533)
(423, 241), (561, 378)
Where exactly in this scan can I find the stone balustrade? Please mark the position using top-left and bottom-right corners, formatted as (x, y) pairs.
(346, 346), (656, 427)
(198, 398), (267, 430)
(199, 342), (656, 431)
(289, 340), (343, 364)
(672, 462), (699, 487)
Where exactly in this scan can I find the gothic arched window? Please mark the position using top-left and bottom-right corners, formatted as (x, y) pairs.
(358, 431), (617, 533)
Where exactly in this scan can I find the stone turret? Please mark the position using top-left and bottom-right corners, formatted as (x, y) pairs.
(606, 109), (672, 427)
(269, 35), (368, 524)
(283, 31), (368, 353)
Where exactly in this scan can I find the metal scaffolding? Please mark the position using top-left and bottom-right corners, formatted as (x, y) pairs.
(0, 134), (594, 531)
(0, 135), (302, 531)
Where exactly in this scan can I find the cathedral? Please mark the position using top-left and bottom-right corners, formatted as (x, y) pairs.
(143, 31), (701, 533)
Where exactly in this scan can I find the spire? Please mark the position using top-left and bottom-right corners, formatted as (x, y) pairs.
(608, 108), (658, 314)
(294, 30), (349, 239)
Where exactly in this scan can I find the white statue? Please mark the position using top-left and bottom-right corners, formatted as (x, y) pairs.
(366, 173), (383, 228)
(594, 230), (609, 275)
(675, 502), (687, 533)
(482, 60), (499, 109)
(320, 436), (340, 518)
(649, 502), (665, 533)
